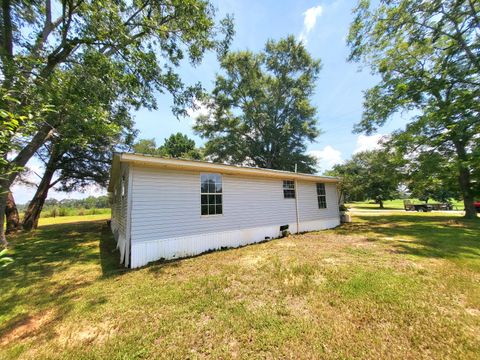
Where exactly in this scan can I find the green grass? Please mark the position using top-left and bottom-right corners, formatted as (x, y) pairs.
(347, 198), (465, 210)
(39, 207), (111, 218)
(0, 213), (479, 359)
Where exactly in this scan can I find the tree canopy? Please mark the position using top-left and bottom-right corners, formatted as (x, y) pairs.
(326, 149), (403, 208)
(194, 36), (321, 173)
(0, 0), (234, 242)
(133, 133), (203, 160)
(348, 0), (480, 218)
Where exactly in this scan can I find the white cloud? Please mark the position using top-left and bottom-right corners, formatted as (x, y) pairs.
(298, 5), (323, 43)
(353, 134), (385, 154)
(309, 145), (343, 174)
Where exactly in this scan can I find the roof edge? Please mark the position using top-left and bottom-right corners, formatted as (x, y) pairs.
(112, 152), (339, 183)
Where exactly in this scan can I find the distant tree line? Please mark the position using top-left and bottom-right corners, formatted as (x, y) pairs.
(327, 144), (466, 209)
(17, 196), (110, 212)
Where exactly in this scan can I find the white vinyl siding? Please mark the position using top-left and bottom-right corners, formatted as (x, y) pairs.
(110, 163), (131, 266)
(297, 182), (339, 222)
(111, 163), (129, 236)
(130, 167), (339, 243)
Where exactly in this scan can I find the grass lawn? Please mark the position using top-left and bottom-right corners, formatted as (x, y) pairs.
(347, 198), (465, 210)
(1, 213), (479, 359)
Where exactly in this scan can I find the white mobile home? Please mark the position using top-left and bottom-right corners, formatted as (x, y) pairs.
(108, 153), (341, 268)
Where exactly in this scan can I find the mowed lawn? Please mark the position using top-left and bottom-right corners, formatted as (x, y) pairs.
(347, 199), (465, 210)
(1, 213), (479, 359)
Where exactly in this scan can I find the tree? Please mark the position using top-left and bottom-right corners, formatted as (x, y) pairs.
(21, 54), (135, 231)
(0, 92), (50, 244)
(194, 36), (321, 173)
(327, 149), (403, 208)
(133, 133), (203, 159)
(0, 0), (234, 242)
(133, 139), (158, 155)
(348, 0), (479, 218)
(404, 152), (460, 203)
(159, 133), (203, 159)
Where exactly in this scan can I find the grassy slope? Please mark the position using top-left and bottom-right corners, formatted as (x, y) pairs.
(0, 213), (479, 359)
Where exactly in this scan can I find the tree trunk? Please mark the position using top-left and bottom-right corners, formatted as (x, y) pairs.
(22, 148), (58, 231)
(453, 140), (477, 219)
(0, 125), (55, 242)
(0, 179), (9, 246)
(5, 191), (19, 233)
(378, 200), (384, 209)
(0, 0), (14, 88)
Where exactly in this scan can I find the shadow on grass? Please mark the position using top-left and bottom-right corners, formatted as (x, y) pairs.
(0, 219), (123, 339)
(336, 214), (480, 262)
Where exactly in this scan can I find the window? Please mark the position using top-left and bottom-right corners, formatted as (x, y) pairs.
(283, 180), (295, 198)
(201, 174), (223, 215)
(317, 183), (327, 209)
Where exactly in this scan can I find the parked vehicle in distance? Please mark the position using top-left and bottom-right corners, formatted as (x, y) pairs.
(404, 200), (454, 212)
(404, 200), (433, 212)
(429, 202), (454, 211)
(474, 201), (480, 212)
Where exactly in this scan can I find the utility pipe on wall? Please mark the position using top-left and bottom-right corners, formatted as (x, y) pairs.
(294, 164), (300, 234)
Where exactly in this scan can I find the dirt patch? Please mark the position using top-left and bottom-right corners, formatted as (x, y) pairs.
(465, 308), (480, 316)
(56, 320), (118, 346)
(240, 254), (265, 267)
(0, 310), (55, 346)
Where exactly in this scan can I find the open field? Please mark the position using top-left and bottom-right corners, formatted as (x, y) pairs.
(1, 213), (479, 359)
(347, 199), (465, 211)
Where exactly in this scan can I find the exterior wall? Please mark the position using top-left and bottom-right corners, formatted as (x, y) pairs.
(128, 166), (340, 268)
(110, 163), (131, 266)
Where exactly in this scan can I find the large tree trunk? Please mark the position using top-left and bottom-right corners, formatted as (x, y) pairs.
(5, 191), (19, 233)
(454, 140), (477, 219)
(0, 179), (9, 246)
(0, 125), (55, 242)
(22, 148), (58, 231)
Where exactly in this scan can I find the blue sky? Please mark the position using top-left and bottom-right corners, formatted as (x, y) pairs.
(14, 0), (408, 203)
(132, 0), (406, 167)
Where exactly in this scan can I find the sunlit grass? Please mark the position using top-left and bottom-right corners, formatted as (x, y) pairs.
(347, 198), (464, 210)
(1, 213), (479, 359)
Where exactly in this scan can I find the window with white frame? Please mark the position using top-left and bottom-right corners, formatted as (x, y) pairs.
(317, 183), (327, 209)
(201, 174), (223, 215)
(283, 180), (295, 198)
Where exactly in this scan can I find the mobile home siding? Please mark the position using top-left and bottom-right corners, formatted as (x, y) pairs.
(128, 166), (340, 267)
(110, 163), (131, 266)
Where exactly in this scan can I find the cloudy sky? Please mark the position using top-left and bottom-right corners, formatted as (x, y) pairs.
(14, 0), (408, 203)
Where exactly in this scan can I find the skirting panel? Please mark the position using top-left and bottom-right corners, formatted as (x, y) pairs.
(129, 217), (340, 268)
(110, 219), (128, 265)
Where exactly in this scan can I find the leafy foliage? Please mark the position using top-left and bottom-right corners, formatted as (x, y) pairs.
(194, 36), (321, 173)
(327, 149), (403, 208)
(133, 133), (203, 159)
(0, 0), (233, 237)
(404, 152), (460, 203)
(347, 0), (480, 217)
